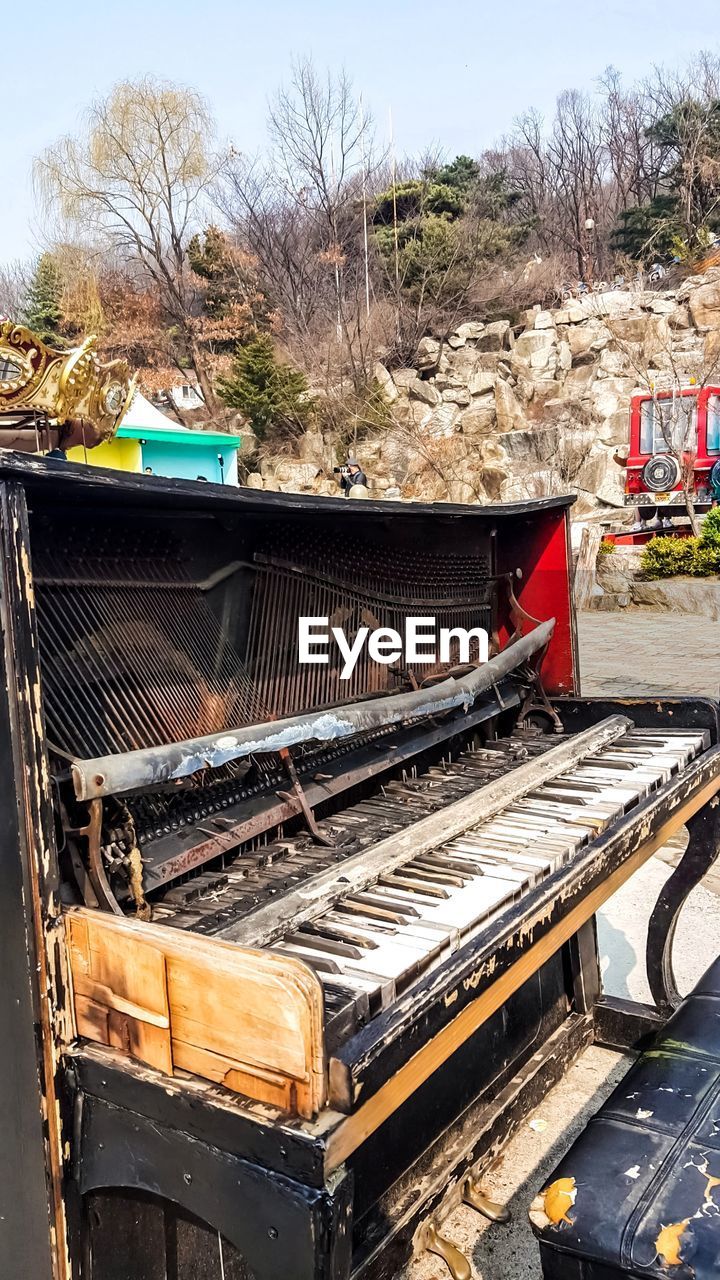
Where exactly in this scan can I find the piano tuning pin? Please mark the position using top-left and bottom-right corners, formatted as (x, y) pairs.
(422, 1223), (471, 1280)
(462, 1178), (511, 1224)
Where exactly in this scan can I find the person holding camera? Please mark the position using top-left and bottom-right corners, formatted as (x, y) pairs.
(335, 454), (368, 496)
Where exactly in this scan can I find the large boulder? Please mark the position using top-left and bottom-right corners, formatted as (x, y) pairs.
(565, 303), (587, 323)
(500, 426), (560, 464)
(642, 314), (672, 364)
(529, 346), (558, 375)
(600, 409), (631, 446)
(460, 397), (497, 435)
(558, 340), (572, 372)
(705, 329), (720, 367)
(589, 377), (636, 437)
(596, 546), (644, 595)
(416, 336), (442, 370)
(373, 361), (398, 403)
(237, 426), (259, 458)
(597, 347), (629, 376)
(468, 370), (496, 396)
(446, 346), (484, 378)
(423, 403), (461, 437)
(630, 578), (720, 619)
(477, 320), (512, 352)
(297, 430), (326, 463)
(648, 297), (676, 315)
(688, 275), (720, 328)
(446, 479), (479, 504)
(393, 367), (420, 388)
(408, 377), (441, 406)
(513, 329), (557, 360)
(477, 437), (511, 499)
(563, 363), (596, 395)
(523, 381), (565, 419)
(494, 380), (527, 432)
(577, 443), (625, 506)
(668, 304), (692, 331)
(533, 310), (557, 330)
(442, 386), (471, 406)
(581, 290), (636, 319)
(455, 320), (486, 342)
(273, 460), (322, 488)
(392, 398), (432, 430)
(607, 314), (650, 344)
(566, 319), (610, 363)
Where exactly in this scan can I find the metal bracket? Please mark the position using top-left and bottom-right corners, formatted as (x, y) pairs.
(517, 660), (564, 734)
(67, 798), (122, 914)
(278, 750), (334, 846)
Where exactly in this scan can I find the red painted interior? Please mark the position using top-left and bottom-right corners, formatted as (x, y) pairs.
(496, 508), (577, 695)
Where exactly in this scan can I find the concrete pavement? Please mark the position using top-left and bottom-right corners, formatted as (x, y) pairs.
(578, 609), (720, 699)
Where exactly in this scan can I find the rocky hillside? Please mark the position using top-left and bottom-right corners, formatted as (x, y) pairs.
(246, 268), (720, 514)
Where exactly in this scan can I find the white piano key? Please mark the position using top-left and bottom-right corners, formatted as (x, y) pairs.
(370, 875), (521, 932)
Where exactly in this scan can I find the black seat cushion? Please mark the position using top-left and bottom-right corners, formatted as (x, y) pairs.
(530, 957), (720, 1279)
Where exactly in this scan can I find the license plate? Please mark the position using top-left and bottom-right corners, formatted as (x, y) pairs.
(655, 493), (670, 502)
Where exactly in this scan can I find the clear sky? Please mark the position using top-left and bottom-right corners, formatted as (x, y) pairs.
(3, 0), (719, 263)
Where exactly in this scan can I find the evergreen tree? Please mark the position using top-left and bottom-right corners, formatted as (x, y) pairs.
(216, 334), (315, 443)
(372, 160), (524, 307)
(610, 196), (682, 261)
(433, 155), (481, 196)
(24, 253), (64, 344)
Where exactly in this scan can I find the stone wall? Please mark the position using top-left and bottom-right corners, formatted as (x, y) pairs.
(594, 547), (720, 617)
(244, 268), (720, 510)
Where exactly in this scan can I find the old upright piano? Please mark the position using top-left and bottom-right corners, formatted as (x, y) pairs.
(3, 454), (719, 1280)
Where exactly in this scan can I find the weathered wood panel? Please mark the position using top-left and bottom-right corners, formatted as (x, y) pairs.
(65, 909), (326, 1119)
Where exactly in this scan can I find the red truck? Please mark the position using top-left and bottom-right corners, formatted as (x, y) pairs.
(624, 384), (720, 522)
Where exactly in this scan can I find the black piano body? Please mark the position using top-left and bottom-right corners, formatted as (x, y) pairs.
(1, 453), (718, 1280)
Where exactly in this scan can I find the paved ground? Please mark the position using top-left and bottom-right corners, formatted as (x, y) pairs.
(401, 610), (720, 1279)
(578, 608), (720, 699)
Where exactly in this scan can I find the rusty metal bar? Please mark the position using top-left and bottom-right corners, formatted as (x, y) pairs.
(70, 619), (555, 802)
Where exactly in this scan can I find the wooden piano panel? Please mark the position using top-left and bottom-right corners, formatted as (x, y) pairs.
(65, 910), (327, 1119)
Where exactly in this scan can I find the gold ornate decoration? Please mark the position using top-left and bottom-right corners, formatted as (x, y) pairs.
(0, 322), (135, 444)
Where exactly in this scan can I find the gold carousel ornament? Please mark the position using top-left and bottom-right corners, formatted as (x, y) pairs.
(0, 321), (135, 454)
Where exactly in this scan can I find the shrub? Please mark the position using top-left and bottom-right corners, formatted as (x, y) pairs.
(700, 506), (720, 548)
(598, 539), (615, 556)
(688, 544), (720, 576)
(640, 536), (698, 579)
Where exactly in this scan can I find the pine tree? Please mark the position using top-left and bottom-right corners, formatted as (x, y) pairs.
(24, 254), (64, 344)
(216, 334), (315, 443)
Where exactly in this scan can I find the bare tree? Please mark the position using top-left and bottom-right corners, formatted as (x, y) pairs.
(621, 53), (720, 256)
(34, 77), (220, 408)
(221, 60), (380, 392)
(598, 68), (660, 213)
(0, 260), (31, 320)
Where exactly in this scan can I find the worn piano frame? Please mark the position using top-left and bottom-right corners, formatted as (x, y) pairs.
(2, 453), (719, 1280)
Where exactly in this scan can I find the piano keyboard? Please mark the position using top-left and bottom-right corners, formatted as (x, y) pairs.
(151, 736), (553, 932)
(264, 728), (707, 1021)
